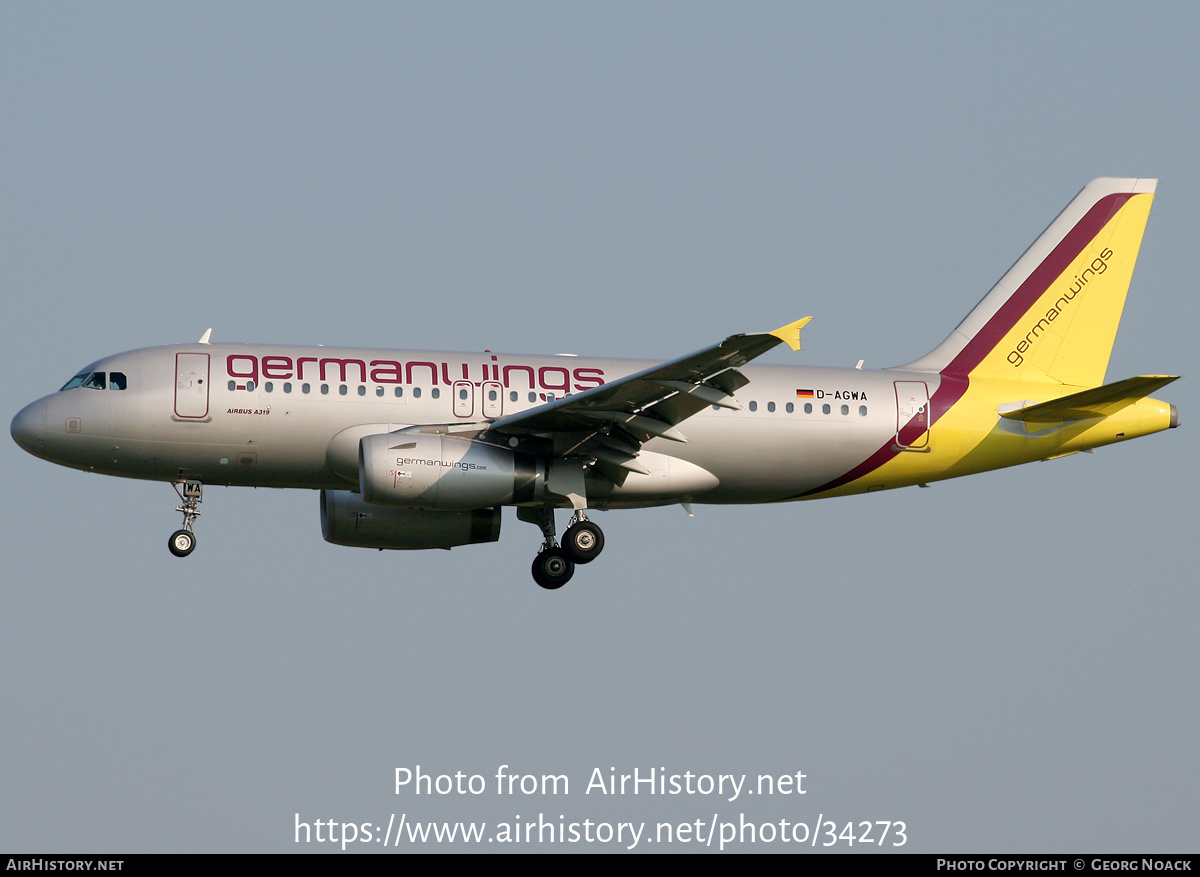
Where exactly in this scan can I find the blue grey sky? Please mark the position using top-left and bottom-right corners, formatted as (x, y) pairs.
(2, 2), (1196, 852)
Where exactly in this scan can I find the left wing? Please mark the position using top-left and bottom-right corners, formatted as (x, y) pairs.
(482, 318), (810, 483)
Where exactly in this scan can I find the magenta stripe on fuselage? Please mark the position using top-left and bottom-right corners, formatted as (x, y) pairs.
(793, 193), (1133, 499)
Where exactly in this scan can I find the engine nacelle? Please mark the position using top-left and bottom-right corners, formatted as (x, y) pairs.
(359, 431), (544, 509)
(320, 490), (501, 550)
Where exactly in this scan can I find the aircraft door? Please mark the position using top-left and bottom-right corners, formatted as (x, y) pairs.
(452, 380), (474, 418)
(175, 353), (210, 419)
(894, 381), (930, 450)
(482, 380), (503, 418)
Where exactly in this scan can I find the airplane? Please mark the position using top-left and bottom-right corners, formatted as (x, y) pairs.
(11, 177), (1179, 589)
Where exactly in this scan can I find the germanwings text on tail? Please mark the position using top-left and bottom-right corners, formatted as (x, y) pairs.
(11, 178), (1178, 588)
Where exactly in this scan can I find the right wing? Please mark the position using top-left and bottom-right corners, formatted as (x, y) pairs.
(483, 318), (811, 482)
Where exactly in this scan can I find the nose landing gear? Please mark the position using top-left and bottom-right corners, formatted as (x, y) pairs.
(168, 480), (203, 558)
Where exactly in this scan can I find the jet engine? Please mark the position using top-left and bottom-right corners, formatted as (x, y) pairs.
(320, 490), (501, 550)
(359, 432), (544, 509)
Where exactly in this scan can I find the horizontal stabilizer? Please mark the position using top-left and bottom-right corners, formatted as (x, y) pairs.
(999, 375), (1178, 424)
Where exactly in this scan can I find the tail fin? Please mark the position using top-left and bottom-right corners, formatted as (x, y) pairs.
(901, 177), (1156, 386)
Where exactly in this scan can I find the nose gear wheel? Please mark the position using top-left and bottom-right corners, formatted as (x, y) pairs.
(168, 480), (203, 558)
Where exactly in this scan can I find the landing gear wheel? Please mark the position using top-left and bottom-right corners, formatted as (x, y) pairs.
(169, 481), (203, 557)
(168, 529), (196, 558)
(562, 520), (604, 564)
(532, 548), (574, 590)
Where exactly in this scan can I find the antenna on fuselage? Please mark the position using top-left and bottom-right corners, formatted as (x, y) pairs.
(198, 329), (212, 345)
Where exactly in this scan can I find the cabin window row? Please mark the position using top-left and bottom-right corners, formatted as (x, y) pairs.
(720, 401), (869, 416)
(228, 380), (556, 403)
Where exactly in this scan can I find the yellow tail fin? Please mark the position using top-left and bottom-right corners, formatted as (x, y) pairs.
(902, 178), (1156, 386)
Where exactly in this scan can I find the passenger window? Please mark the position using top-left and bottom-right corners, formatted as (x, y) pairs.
(245, 380), (255, 392)
(339, 385), (348, 396)
(804, 403), (812, 414)
(859, 406), (867, 416)
(840, 405), (849, 415)
(302, 383), (311, 394)
(528, 392), (536, 402)
(510, 391), (518, 402)
(413, 387), (422, 398)
(264, 382), (273, 392)
(822, 404), (831, 414)
(375, 387), (384, 397)
(767, 401), (776, 412)
(431, 388), (440, 399)
(284, 382), (292, 393)
(786, 402), (794, 413)
(321, 384), (329, 395)
(109, 372), (127, 390)
(749, 401), (758, 412)
(228, 380), (236, 391)
(394, 387), (404, 397)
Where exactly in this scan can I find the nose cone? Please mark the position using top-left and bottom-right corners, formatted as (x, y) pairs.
(11, 398), (49, 456)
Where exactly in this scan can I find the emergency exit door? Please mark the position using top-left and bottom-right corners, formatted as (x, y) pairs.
(894, 381), (930, 450)
(175, 353), (210, 419)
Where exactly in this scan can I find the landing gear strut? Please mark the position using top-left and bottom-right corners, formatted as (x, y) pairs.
(168, 480), (202, 558)
(518, 507), (605, 589)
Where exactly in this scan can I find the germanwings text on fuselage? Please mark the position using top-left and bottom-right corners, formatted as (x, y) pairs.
(225, 353), (605, 395)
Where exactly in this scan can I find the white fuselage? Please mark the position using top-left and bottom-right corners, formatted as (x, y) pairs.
(13, 342), (933, 507)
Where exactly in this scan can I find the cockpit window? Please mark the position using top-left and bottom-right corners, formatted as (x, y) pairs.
(61, 371), (127, 391)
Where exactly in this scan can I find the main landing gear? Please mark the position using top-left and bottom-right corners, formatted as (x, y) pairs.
(518, 508), (605, 590)
(168, 480), (203, 558)
(562, 513), (604, 564)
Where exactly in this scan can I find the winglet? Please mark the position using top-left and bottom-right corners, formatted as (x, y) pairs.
(198, 328), (213, 345)
(769, 316), (812, 352)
